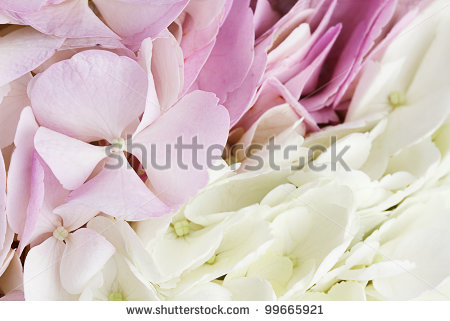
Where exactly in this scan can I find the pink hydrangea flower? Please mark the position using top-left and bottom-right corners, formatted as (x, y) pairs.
(30, 50), (230, 220)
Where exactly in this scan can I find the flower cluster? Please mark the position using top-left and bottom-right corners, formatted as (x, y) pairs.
(1, 0), (450, 301)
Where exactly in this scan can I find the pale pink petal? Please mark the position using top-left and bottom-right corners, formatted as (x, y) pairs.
(236, 77), (319, 132)
(0, 0), (45, 13)
(15, 0), (119, 39)
(24, 237), (75, 300)
(34, 127), (107, 190)
(53, 203), (99, 232)
(33, 37), (136, 74)
(134, 91), (230, 206)
(151, 34), (184, 111)
(0, 27), (63, 87)
(0, 291), (24, 301)
(135, 38), (162, 133)
(67, 159), (171, 221)
(30, 50), (148, 142)
(0, 74), (32, 149)
(19, 153), (68, 251)
(18, 153), (45, 253)
(0, 253), (23, 296)
(196, 0), (255, 102)
(223, 38), (269, 126)
(93, 0), (189, 49)
(0, 150), (6, 248)
(60, 228), (115, 294)
(6, 107), (38, 234)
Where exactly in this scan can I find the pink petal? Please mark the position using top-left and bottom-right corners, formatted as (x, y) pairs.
(92, 0), (189, 49)
(224, 37), (269, 126)
(20, 153), (68, 251)
(18, 152), (45, 253)
(0, 291), (24, 301)
(236, 77), (319, 132)
(195, 0), (255, 102)
(24, 237), (74, 300)
(30, 50), (148, 142)
(6, 107), (38, 234)
(135, 38), (161, 133)
(151, 34), (184, 111)
(16, 0), (119, 39)
(301, 0), (396, 110)
(134, 90), (230, 206)
(0, 74), (32, 149)
(60, 228), (115, 294)
(0, 253), (23, 297)
(0, 27), (63, 87)
(67, 159), (171, 221)
(179, 0), (230, 93)
(0, 150), (6, 249)
(34, 127), (107, 190)
(0, 0), (45, 13)
(254, 0), (281, 38)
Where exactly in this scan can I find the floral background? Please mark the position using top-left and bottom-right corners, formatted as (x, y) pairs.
(1, 0), (450, 301)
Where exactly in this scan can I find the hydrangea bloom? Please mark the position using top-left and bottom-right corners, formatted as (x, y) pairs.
(0, 0), (449, 303)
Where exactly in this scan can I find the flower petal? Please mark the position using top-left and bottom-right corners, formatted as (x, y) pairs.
(24, 237), (75, 300)
(134, 90), (230, 206)
(0, 74), (32, 149)
(67, 160), (171, 221)
(30, 50), (148, 142)
(0, 27), (63, 87)
(34, 127), (107, 190)
(60, 228), (115, 294)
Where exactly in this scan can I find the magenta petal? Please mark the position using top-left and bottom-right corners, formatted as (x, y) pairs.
(30, 50), (148, 142)
(60, 228), (114, 294)
(134, 90), (230, 206)
(196, 0), (255, 102)
(254, 0), (281, 38)
(180, 0), (229, 93)
(67, 159), (171, 221)
(301, 0), (396, 110)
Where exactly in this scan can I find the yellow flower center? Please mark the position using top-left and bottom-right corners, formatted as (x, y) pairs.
(388, 91), (407, 107)
(173, 220), (190, 237)
(206, 254), (216, 265)
(108, 292), (124, 301)
(53, 226), (69, 241)
(111, 138), (126, 153)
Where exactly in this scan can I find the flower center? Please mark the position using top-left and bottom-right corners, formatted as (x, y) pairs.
(173, 220), (190, 237)
(206, 254), (216, 265)
(388, 91), (407, 107)
(108, 292), (124, 301)
(53, 226), (69, 241)
(111, 138), (126, 154)
(286, 255), (297, 268)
